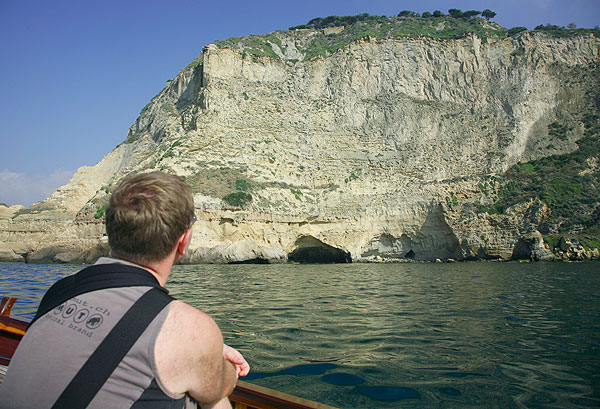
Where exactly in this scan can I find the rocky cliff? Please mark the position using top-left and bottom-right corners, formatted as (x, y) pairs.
(2, 19), (599, 263)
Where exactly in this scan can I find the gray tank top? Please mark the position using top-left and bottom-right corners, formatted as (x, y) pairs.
(0, 262), (193, 408)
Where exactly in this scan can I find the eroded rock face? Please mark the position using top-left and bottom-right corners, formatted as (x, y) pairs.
(511, 231), (555, 261)
(2, 30), (599, 263)
(0, 204), (24, 220)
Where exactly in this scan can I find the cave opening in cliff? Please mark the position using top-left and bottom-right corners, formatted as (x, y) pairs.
(288, 236), (352, 263)
(404, 250), (416, 259)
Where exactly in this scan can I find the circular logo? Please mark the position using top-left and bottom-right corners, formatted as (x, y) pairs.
(62, 304), (77, 319)
(86, 314), (104, 329)
(54, 303), (66, 315)
(73, 309), (90, 323)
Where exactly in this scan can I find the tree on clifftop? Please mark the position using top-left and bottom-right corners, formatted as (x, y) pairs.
(462, 10), (481, 18)
(398, 10), (418, 18)
(482, 9), (496, 20)
(448, 8), (463, 18)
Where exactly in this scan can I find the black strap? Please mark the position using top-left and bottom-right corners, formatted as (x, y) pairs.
(32, 263), (168, 326)
(50, 287), (173, 409)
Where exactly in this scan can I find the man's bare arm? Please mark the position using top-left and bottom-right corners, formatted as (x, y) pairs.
(155, 301), (239, 405)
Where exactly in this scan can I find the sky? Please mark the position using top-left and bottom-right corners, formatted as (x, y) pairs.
(1, 0), (599, 207)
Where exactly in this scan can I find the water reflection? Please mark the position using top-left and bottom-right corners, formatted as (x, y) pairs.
(169, 262), (600, 408)
(1, 261), (598, 408)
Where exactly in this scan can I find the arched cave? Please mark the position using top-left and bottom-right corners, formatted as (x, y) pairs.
(288, 236), (352, 263)
(404, 250), (416, 259)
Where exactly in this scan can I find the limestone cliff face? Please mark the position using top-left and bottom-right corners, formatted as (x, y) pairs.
(2, 29), (599, 263)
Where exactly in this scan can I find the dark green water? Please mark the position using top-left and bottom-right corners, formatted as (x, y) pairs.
(1, 261), (599, 408)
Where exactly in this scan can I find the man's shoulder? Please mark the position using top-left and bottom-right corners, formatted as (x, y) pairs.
(159, 300), (223, 352)
(167, 300), (218, 329)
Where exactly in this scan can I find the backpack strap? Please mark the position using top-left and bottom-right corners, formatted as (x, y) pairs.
(50, 287), (173, 409)
(32, 263), (168, 326)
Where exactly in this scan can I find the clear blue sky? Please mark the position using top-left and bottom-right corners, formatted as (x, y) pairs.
(1, 0), (599, 206)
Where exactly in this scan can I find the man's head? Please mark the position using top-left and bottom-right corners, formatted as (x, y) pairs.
(105, 171), (195, 265)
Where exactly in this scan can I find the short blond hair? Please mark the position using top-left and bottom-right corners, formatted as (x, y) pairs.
(105, 172), (195, 264)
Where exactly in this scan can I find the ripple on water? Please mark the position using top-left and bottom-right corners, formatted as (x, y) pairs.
(0, 262), (81, 319)
(278, 363), (336, 375)
(358, 386), (420, 400)
(4, 261), (600, 409)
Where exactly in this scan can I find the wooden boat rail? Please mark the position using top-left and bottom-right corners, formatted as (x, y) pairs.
(231, 380), (338, 409)
(0, 297), (338, 409)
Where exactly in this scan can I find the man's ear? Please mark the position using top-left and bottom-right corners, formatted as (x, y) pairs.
(176, 229), (192, 256)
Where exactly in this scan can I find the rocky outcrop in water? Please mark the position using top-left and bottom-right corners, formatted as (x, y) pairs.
(1, 20), (599, 263)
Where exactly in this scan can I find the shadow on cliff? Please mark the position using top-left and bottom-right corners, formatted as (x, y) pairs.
(362, 206), (463, 261)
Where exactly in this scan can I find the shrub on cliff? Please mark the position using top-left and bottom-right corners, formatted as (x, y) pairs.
(533, 23), (600, 37)
(94, 205), (107, 220)
(235, 179), (252, 191)
(222, 192), (252, 208)
(507, 27), (528, 36)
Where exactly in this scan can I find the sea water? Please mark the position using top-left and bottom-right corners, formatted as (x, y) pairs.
(1, 261), (599, 408)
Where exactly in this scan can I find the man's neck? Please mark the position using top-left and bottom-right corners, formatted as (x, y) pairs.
(109, 253), (173, 287)
(142, 259), (174, 287)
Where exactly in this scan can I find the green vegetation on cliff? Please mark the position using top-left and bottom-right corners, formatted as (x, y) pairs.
(301, 15), (506, 62)
(216, 12), (506, 62)
(215, 33), (284, 59)
(485, 64), (600, 235)
(291, 9), (497, 29)
(213, 10), (599, 63)
(212, 9), (600, 65)
(533, 23), (600, 38)
(185, 56), (203, 69)
(185, 167), (249, 198)
(222, 191), (253, 208)
(289, 10), (599, 38)
(93, 205), (107, 220)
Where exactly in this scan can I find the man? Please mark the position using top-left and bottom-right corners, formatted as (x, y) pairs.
(0, 171), (249, 408)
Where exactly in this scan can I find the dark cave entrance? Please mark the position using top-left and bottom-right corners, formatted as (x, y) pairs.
(404, 250), (416, 259)
(228, 258), (270, 264)
(288, 236), (352, 263)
